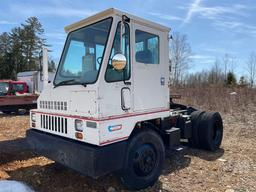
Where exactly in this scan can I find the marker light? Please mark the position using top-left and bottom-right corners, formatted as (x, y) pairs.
(75, 132), (83, 140)
(31, 113), (36, 122)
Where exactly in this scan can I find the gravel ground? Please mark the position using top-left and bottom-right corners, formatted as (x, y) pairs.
(0, 104), (255, 192)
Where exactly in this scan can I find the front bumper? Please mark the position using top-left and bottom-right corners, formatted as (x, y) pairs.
(26, 129), (127, 178)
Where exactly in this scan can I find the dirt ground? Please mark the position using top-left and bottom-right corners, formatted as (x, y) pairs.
(0, 94), (255, 191)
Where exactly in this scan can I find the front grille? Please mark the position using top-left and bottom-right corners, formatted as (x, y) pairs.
(39, 101), (67, 111)
(40, 114), (67, 134)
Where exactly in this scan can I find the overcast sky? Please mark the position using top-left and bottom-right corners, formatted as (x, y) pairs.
(0, 0), (255, 76)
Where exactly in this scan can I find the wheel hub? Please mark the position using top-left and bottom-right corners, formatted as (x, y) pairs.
(133, 144), (156, 176)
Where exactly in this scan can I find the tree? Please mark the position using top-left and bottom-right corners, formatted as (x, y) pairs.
(21, 17), (46, 71)
(0, 17), (47, 79)
(222, 54), (229, 80)
(247, 52), (256, 87)
(0, 32), (11, 55)
(226, 71), (237, 86)
(0, 32), (14, 79)
(9, 27), (26, 76)
(169, 32), (192, 86)
(222, 54), (237, 81)
(48, 60), (56, 72)
(208, 59), (224, 85)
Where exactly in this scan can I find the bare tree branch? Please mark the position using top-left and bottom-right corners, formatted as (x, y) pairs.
(247, 52), (256, 87)
(169, 32), (192, 86)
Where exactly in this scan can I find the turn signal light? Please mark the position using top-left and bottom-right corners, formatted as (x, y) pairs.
(75, 132), (83, 140)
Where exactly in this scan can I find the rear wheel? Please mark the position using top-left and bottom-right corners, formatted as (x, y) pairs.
(198, 112), (223, 151)
(188, 111), (205, 147)
(2, 110), (12, 115)
(189, 111), (223, 151)
(120, 129), (165, 190)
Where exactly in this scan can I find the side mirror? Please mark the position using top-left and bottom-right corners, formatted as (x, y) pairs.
(111, 53), (127, 71)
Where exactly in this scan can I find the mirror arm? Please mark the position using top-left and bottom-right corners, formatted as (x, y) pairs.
(120, 15), (130, 54)
(123, 70), (131, 85)
(122, 15), (130, 23)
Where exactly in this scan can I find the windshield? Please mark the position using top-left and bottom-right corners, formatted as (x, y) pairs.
(54, 18), (113, 86)
(0, 82), (9, 95)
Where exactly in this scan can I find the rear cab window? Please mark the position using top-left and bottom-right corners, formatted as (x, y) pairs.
(135, 30), (159, 64)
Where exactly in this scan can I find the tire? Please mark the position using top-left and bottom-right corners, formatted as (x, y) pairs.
(198, 112), (223, 151)
(120, 129), (165, 190)
(18, 109), (27, 115)
(189, 111), (223, 151)
(2, 110), (12, 115)
(188, 110), (205, 147)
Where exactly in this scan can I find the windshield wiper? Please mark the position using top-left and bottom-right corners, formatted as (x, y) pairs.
(80, 82), (87, 87)
(54, 79), (77, 88)
(54, 79), (87, 88)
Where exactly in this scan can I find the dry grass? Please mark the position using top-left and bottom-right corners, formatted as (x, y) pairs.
(173, 86), (256, 113)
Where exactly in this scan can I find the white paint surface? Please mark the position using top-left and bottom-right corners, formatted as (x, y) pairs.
(0, 180), (33, 192)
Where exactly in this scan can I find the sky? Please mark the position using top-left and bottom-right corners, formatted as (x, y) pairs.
(0, 0), (256, 77)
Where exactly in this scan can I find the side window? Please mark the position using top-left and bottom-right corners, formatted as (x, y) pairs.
(105, 22), (130, 82)
(13, 84), (24, 92)
(135, 30), (159, 64)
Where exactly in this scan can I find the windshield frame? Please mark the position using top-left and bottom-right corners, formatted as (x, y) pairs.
(53, 17), (113, 87)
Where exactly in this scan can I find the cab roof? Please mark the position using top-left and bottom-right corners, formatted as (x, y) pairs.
(65, 8), (171, 33)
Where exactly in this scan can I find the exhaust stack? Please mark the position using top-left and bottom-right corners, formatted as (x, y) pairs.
(42, 47), (48, 89)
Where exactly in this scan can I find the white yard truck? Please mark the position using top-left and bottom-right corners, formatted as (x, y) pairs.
(26, 8), (223, 190)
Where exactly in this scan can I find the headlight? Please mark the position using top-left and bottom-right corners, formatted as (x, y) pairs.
(31, 113), (36, 122)
(75, 119), (83, 132)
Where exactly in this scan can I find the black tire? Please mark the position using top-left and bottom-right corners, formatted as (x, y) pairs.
(2, 110), (12, 115)
(189, 111), (223, 151)
(120, 129), (165, 190)
(18, 109), (27, 115)
(188, 110), (205, 147)
(198, 112), (223, 151)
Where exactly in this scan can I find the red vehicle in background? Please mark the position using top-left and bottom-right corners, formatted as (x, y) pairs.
(0, 48), (54, 115)
(0, 80), (38, 114)
(0, 80), (29, 96)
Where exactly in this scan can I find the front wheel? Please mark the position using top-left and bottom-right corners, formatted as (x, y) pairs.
(120, 129), (165, 190)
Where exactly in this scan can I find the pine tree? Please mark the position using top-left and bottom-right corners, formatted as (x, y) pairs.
(21, 17), (46, 71)
(226, 72), (237, 86)
(0, 17), (47, 79)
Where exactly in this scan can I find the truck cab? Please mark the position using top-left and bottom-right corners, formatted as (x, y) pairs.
(27, 8), (223, 190)
(30, 8), (170, 145)
(0, 80), (28, 96)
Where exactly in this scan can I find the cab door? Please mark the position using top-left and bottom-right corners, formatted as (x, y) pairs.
(132, 23), (168, 112)
(99, 19), (132, 117)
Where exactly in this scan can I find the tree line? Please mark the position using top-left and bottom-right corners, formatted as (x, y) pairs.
(1, 17), (255, 87)
(169, 32), (256, 88)
(0, 17), (55, 80)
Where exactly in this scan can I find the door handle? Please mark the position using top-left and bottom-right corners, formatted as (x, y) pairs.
(121, 87), (131, 111)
